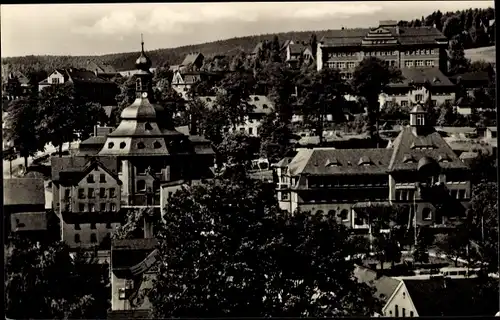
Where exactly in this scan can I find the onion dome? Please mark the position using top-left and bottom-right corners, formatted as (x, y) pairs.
(120, 96), (157, 121)
(135, 34), (152, 71)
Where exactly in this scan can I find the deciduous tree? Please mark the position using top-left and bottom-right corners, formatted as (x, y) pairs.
(149, 178), (380, 317)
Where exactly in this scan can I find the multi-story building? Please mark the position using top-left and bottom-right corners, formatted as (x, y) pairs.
(381, 67), (456, 108)
(195, 95), (274, 137)
(38, 68), (118, 105)
(50, 40), (215, 249)
(51, 156), (122, 248)
(276, 104), (471, 231)
(316, 21), (449, 76)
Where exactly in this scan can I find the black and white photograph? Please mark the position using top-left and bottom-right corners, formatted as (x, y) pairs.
(1, 1), (498, 318)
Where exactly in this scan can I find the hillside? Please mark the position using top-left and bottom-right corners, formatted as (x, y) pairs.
(464, 46), (496, 64)
(1, 6), (494, 75)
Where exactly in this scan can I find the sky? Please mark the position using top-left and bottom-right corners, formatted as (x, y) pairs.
(1, 1), (495, 57)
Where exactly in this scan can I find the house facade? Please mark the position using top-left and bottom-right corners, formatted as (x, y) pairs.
(275, 105), (471, 231)
(195, 95), (274, 137)
(317, 21), (449, 76)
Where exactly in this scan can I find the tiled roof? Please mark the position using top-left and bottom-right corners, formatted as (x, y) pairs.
(10, 212), (48, 232)
(289, 43), (306, 54)
(80, 136), (107, 146)
(198, 95), (274, 114)
(403, 278), (499, 316)
(353, 265), (400, 304)
(274, 157), (293, 168)
(321, 26), (446, 47)
(51, 155), (118, 183)
(388, 126), (469, 172)
(181, 52), (203, 66)
(3, 178), (45, 206)
(112, 238), (158, 251)
(288, 148), (392, 176)
(67, 68), (112, 84)
(388, 68), (454, 88)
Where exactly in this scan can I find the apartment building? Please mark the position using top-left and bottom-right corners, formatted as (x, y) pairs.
(276, 104), (471, 231)
(317, 20), (449, 76)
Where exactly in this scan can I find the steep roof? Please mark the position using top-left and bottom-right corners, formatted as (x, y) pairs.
(51, 156), (118, 183)
(388, 126), (469, 172)
(3, 178), (45, 206)
(181, 52), (204, 66)
(388, 67), (454, 88)
(321, 26), (446, 47)
(252, 42), (264, 54)
(403, 278), (499, 316)
(289, 43), (307, 54)
(85, 60), (118, 74)
(288, 148), (392, 176)
(198, 95), (274, 114)
(353, 265), (400, 304)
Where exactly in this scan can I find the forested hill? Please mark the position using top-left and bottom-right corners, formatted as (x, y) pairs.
(2, 7), (494, 75)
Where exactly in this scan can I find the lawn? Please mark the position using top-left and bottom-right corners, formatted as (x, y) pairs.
(464, 46), (496, 64)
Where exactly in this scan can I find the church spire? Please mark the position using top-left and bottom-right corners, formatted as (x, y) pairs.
(135, 34), (152, 72)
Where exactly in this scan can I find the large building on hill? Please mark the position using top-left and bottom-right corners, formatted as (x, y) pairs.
(275, 104), (471, 231)
(316, 20), (449, 76)
(51, 40), (215, 249)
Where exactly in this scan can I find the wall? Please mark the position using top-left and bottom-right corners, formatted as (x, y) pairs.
(72, 166), (121, 212)
(62, 220), (120, 248)
(292, 201), (353, 228)
(47, 71), (65, 85)
(111, 270), (156, 311)
(383, 283), (418, 317)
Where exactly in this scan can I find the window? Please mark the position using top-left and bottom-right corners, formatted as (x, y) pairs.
(432, 100), (437, 107)
(111, 203), (117, 212)
(401, 100), (409, 107)
(450, 189), (458, 199)
(117, 161), (122, 173)
(348, 62), (355, 68)
(248, 127), (253, 135)
(88, 188), (95, 198)
(87, 174), (95, 183)
(328, 210), (336, 217)
(395, 305), (399, 317)
(445, 99), (452, 105)
(136, 78), (142, 91)
(168, 192), (173, 198)
(89, 203), (95, 212)
(145, 122), (153, 131)
(405, 60), (414, 67)
(426, 60), (434, 66)
(100, 203), (106, 211)
(137, 142), (145, 149)
(239, 127), (245, 133)
(119, 288), (126, 299)
(137, 180), (146, 191)
(106, 222), (112, 229)
(416, 114), (425, 125)
(403, 308), (406, 317)
(416, 60), (424, 67)
(415, 94), (423, 102)
(99, 188), (106, 198)
(422, 208), (432, 220)
(74, 234), (81, 243)
(109, 188), (116, 198)
(425, 49), (430, 55)
(79, 203), (85, 212)
(99, 174), (106, 183)
(458, 189), (466, 199)
(91, 222), (96, 229)
(339, 209), (349, 221)
(327, 61), (335, 69)
(153, 141), (162, 149)
(108, 142), (114, 149)
(410, 311), (414, 317)
(391, 60), (396, 66)
(75, 223), (81, 230)
(90, 233), (97, 243)
(64, 189), (71, 199)
(339, 62), (346, 69)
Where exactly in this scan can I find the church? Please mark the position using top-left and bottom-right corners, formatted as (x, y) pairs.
(51, 40), (215, 248)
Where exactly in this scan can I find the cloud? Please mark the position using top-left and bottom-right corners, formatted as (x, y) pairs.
(71, 2), (383, 37)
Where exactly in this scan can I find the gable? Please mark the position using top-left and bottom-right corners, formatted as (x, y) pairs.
(383, 282), (419, 317)
(172, 72), (184, 84)
(76, 163), (120, 187)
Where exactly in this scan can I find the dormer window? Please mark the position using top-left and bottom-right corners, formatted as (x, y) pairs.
(403, 154), (416, 163)
(145, 122), (153, 131)
(325, 158), (341, 167)
(137, 142), (145, 149)
(263, 104), (268, 109)
(358, 156), (372, 166)
(153, 141), (162, 149)
(108, 142), (114, 149)
(119, 142), (126, 149)
(254, 96), (260, 101)
(206, 97), (211, 102)
(438, 154), (450, 162)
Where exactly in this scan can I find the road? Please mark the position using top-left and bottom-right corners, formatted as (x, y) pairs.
(3, 142), (72, 178)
